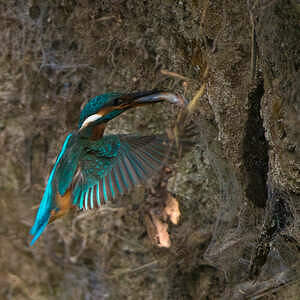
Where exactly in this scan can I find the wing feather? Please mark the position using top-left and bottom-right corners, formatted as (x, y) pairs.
(99, 178), (105, 204)
(79, 191), (85, 209)
(108, 173), (115, 199)
(130, 148), (156, 174)
(102, 177), (108, 202)
(126, 151), (145, 180)
(123, 153), (139, 185)
(90, 186), (94, 209)
(105, 175), (113, 201)
(117, 158), (132, 192)
(84, 188), (89, 210)
(71, 134), (173, 210)
(112, 167), (123, 195)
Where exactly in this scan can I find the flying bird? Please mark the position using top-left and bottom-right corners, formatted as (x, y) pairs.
(30, 91), (186, 245)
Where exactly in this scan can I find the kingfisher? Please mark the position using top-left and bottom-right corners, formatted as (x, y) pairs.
(30, 90), (186, 245)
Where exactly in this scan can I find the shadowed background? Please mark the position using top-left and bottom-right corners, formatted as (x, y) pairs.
(0, 1), (300, 299)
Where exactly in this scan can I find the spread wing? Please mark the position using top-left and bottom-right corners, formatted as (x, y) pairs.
(71, 134), (173, 210)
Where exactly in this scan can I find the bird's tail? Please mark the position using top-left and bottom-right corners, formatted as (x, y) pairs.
(29, 182), (53, 246)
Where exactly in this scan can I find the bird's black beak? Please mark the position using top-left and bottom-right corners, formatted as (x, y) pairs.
(114, 91), (187, 109)
(132, 91), (187, 107)
(79, 91), (188, 131)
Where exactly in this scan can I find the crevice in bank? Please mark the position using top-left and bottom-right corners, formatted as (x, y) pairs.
(242, 73), (268, 208)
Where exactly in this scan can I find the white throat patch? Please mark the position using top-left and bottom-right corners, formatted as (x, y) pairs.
(80, 113), (103, 129)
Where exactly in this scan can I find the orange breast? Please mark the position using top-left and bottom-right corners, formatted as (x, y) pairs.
(49, 189), (73, 223)
(91, 123), (106, 140)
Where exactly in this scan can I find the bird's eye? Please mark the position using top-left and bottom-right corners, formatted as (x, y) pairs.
(114, 98), (121, 106)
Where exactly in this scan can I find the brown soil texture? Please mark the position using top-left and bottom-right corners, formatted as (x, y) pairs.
(0, 1), (299, 299)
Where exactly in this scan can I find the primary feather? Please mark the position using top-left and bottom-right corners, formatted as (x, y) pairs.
(76, 135), (171, 209)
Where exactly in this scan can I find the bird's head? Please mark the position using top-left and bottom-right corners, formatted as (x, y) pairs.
(78, 91), (186, 132)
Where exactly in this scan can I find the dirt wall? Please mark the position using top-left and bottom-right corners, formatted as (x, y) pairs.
(0, 1), (299, 299)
